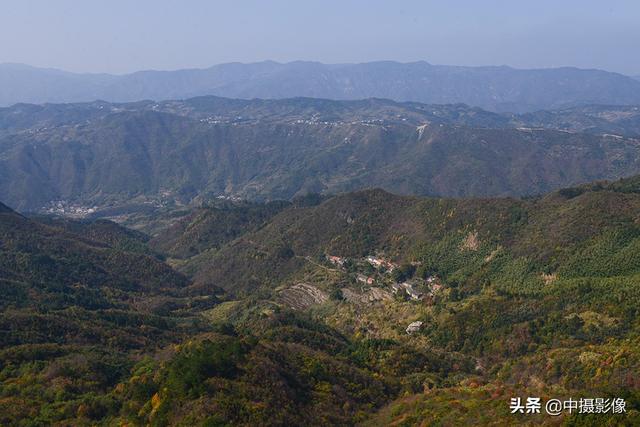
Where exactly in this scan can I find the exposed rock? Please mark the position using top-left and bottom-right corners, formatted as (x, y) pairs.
(341, 287), (393, 305)
(406, 321), (424, 334)
(391, 281), (424, 300)
(368, 288), (393, 301)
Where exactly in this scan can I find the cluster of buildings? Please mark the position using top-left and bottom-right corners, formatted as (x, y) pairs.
(365, 255), (398, 271)
(325, 253), (443, 302)
(391, 278), (443, 301)
(43, 200), (98, 218)
(327, 255), (346, 266)
(356, 274), (375, 285)
(324, 253), (444, 336)
(391, 281), (424, 300)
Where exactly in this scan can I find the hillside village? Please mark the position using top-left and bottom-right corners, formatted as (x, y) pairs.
(7, 174), (640, 425)
(4, 1), (640, 425)
(276, 252), (446, 336)
(278, 254), (444, 335)
(326, 254), (444, 302)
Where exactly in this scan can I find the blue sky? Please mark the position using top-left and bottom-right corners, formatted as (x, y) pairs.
(1, 0), (639, 75)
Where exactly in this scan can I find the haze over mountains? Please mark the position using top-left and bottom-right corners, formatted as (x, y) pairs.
(2, 96), (640, 212)
(4, 61), (640, 424)
(4, 0), (640, 421)
(3, 61), (640, 112)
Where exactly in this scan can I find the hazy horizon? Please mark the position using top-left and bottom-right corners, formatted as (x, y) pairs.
(2, 0), (639, 76)
(1, 58), (639, 78)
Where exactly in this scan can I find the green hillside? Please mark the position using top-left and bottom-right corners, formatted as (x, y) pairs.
(3, 175), (640, 425)
(162, 177), (640, 424)
(149, 200), (289, 259)
(0, 203), (406, 425)
(0, 204), (200, 424)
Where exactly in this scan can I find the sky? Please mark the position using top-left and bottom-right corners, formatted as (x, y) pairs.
(1, 0), (639, 76)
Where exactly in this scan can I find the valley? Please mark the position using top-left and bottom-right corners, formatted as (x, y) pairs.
(3, 2), (640, 425)
(2, 175), (640, 424)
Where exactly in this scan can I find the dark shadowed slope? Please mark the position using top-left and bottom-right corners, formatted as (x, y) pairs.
(0, 202), (190, 308)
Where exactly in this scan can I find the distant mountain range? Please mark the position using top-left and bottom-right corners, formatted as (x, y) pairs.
(2, 96), (640, 212)
(3, 61), (640, 112)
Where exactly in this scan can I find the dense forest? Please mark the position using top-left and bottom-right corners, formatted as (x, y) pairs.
(2, 174), (640, 425)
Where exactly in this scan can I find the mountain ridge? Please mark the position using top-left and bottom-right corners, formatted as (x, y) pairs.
(3, 61), (640, 112)
(3, 96), (640, 212)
